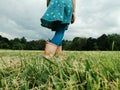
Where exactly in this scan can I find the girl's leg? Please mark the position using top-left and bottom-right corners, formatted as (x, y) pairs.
(44, 24), (67, 58)
(51, 25), (67, 46)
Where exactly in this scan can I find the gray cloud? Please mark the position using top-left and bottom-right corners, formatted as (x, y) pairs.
(0, 0), (120, 40)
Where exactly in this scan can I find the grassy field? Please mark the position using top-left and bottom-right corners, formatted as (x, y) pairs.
(0, 50), (120, 90)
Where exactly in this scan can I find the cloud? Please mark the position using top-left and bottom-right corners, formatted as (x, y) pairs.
(0, 0), (120, 40)
(0, 32), (15, 40)
(66, 0), (120, 39)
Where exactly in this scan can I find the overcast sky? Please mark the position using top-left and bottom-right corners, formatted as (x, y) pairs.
(0, 0), (120, 40)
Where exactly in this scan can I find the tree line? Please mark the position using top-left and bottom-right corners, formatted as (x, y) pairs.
(0, 34), (120, 51)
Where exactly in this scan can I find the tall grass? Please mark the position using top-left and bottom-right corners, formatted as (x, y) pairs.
(0, 50), (120, 90)
(112, 41), (115, 51)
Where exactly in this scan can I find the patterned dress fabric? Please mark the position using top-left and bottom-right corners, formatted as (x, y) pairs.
(41, 0), (73, 31)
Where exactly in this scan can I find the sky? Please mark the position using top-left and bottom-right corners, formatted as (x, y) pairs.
(0, 0), (120, 40)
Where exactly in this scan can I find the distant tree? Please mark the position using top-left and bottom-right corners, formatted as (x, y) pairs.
(93, 42), (99, 50)
(86, 37), (98, 50)
(108, 34), (120, 50)
(0, 42), (9, 49)
(1, 33), (120, 50)
(0, 35), (10, 49)
(39, 40), (45, 50)
(71, 37), (80, 50)
(20, 37), (27, 49)
(26, 40), (40, 50)
(71, 37), (87, 50)
(21, 37), (27, 44)
(10, 38), (24, 50)
(62, 40), (72, 50)
(97, 34), (110, 50)
(80, 38), (87, 50)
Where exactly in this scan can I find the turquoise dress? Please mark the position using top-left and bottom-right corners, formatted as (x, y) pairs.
(41, 0), (73, 31)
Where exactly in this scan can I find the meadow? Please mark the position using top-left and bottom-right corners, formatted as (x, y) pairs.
(0, 50), (120, 90)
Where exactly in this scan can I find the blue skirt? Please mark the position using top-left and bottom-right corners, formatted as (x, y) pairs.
(41, 0), (73, 31)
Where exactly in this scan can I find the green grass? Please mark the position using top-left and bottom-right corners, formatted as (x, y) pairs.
(0, 50), (120, 90)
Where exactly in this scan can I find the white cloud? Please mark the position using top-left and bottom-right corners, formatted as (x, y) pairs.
(0, 32), (15, 40)
(0, 0), (120, 40)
